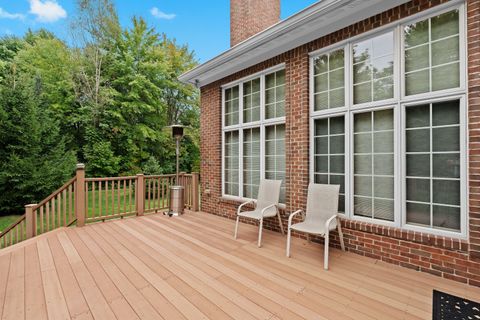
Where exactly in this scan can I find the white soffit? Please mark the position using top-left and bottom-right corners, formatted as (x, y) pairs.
(179, 0), (410, 87)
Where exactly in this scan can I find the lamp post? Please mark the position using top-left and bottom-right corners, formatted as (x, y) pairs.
(172, 125), (184, 184)
(168, 125), (185, 216)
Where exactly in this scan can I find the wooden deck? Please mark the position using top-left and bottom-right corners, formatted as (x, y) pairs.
(0, 211), (479, 320)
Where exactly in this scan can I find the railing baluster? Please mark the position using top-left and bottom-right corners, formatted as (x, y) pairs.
(85, 182), (89, 222)
(123, 179), (127, 214)
(158, 178), (161, 209)
(111, 180), (115, 216)
(68, 184), (72, 224)
(46, 202), (50, 232)
(57, 194), (61, 227)
(105, 180), (109, 218)
(99, 181), (102, 219)
(129, 179), (133, 214)
(117, 180), (121, 216)
(62, 189), (67, 226)
(92, 181), (96, 220)
(52, 196), (57, 230)
(147, 178), (151, 211)
(40, 206), (44, 234)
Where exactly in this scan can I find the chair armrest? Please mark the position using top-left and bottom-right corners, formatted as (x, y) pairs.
(260, 203), (277, 217)
(325, 214), (338, 231)
(288, 209), (304, 228)
(237, 200), (255, 215)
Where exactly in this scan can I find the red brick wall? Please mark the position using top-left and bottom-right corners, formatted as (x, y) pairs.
(230, 0), (280, 47)
(468, 0), (480, 261)
(200, 0), (480, 287)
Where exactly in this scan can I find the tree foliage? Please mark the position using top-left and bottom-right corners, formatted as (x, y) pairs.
(0, 0), (199, 215)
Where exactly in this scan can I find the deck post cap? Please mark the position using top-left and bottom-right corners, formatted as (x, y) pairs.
(76, 163), (86, 169)
(25, 204), (37, 208)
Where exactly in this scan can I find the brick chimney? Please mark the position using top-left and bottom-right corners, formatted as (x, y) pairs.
(230, 0), (280, 47)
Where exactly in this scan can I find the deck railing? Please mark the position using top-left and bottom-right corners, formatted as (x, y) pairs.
(0, 164), (200, 249)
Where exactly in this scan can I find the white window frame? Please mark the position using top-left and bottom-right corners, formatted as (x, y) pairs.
(308, 1), (468, 238)
(221, 64), (286, 206)
(400, 95), (467, 238)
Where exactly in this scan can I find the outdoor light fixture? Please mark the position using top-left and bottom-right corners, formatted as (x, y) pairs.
(167, 124), (185, 216)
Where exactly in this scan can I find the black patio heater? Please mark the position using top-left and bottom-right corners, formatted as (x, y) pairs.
(168, 125), (185, 216)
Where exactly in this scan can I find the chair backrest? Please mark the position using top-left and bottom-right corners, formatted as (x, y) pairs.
(305, 183), (340, 225)
(256, 179), (282, 214)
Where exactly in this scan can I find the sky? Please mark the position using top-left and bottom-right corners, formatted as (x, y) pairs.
(0, 0), (318, 62)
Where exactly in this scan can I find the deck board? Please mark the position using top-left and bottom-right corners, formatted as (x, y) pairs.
(0, 211), (479, 319)
(24, 244), (48, 320)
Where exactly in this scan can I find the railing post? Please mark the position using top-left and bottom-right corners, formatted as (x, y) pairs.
(192, 173), (200, 212)
(76, 164), (86, 227)
(136, 174), (145, 216)
(25, 204), (37, 239)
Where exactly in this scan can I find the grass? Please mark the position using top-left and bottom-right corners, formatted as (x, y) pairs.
(0, 188), (170, 234)
(85, 188), (168, 219)
(0, 215), (22, 233)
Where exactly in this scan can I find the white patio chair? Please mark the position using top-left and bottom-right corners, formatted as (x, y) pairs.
(234, 179), (284, 247)
(286, 183), (345, 270)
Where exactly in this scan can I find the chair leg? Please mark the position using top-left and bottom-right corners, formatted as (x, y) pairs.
(286, 226), (292, 257)
(277, 211), (285, 235)
(324, 231), (329, 270)
(234, 216), (240, 239)
(337, 218), (345, 252)
(257, 218), (264, 248)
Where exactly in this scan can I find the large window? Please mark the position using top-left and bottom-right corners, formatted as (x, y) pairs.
(309, 5), (466, 236)
(223, 66), (286, 203)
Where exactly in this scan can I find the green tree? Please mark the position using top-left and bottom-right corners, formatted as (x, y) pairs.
(0, 75), (76, 214)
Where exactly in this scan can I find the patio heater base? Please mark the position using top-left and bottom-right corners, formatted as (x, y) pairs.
(167, 185), (184, 216)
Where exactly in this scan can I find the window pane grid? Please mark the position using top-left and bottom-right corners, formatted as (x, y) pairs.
(224, 86), (239, 126)
(353, 31), (394, 104)
(243, 128), (261, 199)
(405, 100), (461, 231)
(353, 109), (394, 221)
(404, 10), (460, 95)
(313, 49), (345, 111)
(265, 124), (286, 202)
(265, 70), (286, 119)
(313, 117), (345, 212)
(243, 78), (261, 123)
(224, 131), (239, 196)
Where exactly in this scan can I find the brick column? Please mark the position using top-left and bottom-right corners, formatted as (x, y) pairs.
(199, 84), (222, 215)
(468, 0), (480, 261)
(285, 48), (310, 212)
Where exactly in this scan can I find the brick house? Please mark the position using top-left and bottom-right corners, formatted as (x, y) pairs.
(179, 0), (480, 286)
